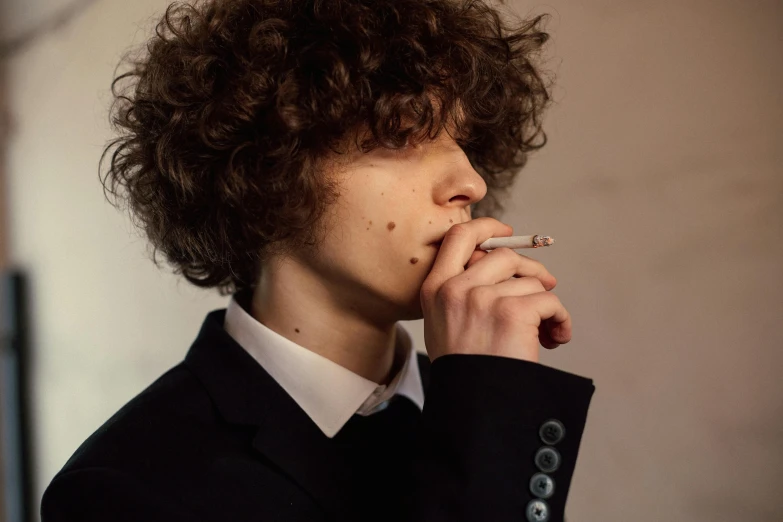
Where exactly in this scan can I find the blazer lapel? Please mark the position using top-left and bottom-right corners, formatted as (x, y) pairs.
(184, 309), (431, 521)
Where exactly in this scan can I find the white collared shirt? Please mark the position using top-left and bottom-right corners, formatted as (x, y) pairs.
(223, 295), (425, 438)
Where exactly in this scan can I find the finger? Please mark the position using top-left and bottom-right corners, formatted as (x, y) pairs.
(538, 325), (561, 350)
(425, 217), (513, 293)
(465, 248), (488, 269)
(460, 248), (557, 291)
(501, 292), (571, 333)
(545, 314), (573, 345)
(474, 276), (547, 299)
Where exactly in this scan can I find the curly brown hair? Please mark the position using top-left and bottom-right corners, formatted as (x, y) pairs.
(100, 0), (554, 296)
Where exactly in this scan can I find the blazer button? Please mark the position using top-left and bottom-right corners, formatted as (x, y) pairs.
(529, 472), (555, 499)
(539, 419), (566, 445)
(534, 446), (561, 473)
(525, 499), (550, 522)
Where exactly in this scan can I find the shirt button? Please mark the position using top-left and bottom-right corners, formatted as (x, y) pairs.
(525, 499), (550, 522)
(534, 446), (561, 473)
(539, 419), (566, 445)
(529, 472), (555, 499)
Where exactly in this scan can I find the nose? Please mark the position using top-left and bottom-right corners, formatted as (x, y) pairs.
(449, 167), (487, 210)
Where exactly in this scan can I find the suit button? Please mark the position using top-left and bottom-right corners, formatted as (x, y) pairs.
(534, 446), (561, 473)
(539, 419), (565, 445)
(525, 499), (550, 521)
(529, 472), (555, 499)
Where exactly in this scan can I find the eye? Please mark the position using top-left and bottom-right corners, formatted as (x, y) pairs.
(388, 141), (417, 158)
(369, 143), (410, 159)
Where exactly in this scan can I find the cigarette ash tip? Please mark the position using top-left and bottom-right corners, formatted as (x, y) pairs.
(533, 235), (554, 248)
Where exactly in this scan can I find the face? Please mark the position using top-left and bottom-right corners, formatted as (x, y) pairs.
(290, 127), (488, 324)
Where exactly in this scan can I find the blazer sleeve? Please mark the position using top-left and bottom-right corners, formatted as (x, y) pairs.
(411, 353), (595, 522)
(40, 467), (200, 522)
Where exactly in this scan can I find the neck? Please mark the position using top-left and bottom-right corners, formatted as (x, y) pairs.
(249, 256), (399, 385)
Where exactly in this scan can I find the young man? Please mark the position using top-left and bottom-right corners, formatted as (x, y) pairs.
(41, 0), (595, 521)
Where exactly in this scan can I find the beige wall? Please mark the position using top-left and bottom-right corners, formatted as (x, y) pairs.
(2, 0), (781, 521)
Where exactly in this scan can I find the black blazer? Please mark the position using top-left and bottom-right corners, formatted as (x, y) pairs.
(41, 309), (595, 522)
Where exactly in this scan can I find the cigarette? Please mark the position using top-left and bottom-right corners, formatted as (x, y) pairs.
(478, 235), (555, 250)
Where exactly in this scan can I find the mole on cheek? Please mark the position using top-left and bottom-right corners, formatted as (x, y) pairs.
(295, 328), (300, 333)
(410, 257), (419, 264)
(387, 222), (396, 231)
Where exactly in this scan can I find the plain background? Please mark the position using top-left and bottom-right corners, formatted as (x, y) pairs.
(1, 0), (781, 520)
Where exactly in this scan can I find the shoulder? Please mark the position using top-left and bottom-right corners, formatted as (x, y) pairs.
(40, 357), (322, 521)
(55, 362), (220, 478)
(41, 363), (225, 520)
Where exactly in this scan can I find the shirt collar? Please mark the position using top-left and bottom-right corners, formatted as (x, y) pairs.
(223, 294), (425, 438)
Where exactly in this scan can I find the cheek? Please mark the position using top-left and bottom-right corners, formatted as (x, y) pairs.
(333, 198), (435, 275)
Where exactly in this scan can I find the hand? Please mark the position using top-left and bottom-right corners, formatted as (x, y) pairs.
(420, 217), (572, 363)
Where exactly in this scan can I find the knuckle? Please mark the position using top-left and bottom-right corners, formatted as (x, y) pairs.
(467, 286), (493, 309)
(439, 280), (465, 305)
(420, 281), (436, 301)
(494, 296), (524, 321)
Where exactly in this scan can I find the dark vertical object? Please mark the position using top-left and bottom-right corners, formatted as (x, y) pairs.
(1, 270), (34, 522)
